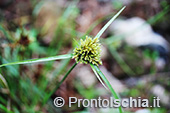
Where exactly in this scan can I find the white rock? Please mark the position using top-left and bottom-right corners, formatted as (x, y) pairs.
(151, 85), (170, 105)
(76, 66), (97, 87)
(109, 17), (170, 69)
(135, 109), (151, 113)
(109, 17), (169, 51)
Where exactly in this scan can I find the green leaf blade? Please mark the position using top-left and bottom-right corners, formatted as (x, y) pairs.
(94, 6), (126, 39)
(108, 46), (135, 76)
(90, 64), (108, 90)
(0, 54), (73, 67)
(0, 104), (14, 113)
(43, 62), (77, 105)
(0, 73), (9, 89)
(90, 64), (123, 113)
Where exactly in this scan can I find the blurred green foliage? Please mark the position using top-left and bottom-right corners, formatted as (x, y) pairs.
(0, 0), (169, 113)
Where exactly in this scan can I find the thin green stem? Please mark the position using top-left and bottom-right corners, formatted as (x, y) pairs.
(55, 62), (77, 90)
(43, 62), (77, 104)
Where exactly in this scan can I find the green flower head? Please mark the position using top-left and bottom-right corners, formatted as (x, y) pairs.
(73, 36), (102, 66)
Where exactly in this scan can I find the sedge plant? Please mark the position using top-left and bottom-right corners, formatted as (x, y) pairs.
(0, 6), (126, 113)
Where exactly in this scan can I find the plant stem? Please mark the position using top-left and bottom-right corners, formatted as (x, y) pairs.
(43, 62), (77, 105)
(55, 62), (77, 90)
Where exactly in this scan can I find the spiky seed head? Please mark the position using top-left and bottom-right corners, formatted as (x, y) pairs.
(73, 36), (102, 66)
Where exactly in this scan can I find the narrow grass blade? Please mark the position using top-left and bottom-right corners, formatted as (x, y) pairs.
(43, 62), (77, 105)
(108, 46), (135, 76)
(91, 65), (108, 90)
(94, 6), (126, 39)
(55, 62), (77, 90)
(90, 64), (123, 113)
(0, 73), (9, 89)
(0, 104), (14, 113)
(0, 73), (10, 94)
(0, 25), (13, 40)
(0, 54), (73, 67)
(62, 0), (79, 19)
(0, 96), (7, 105)
(81, 15), (107, 40)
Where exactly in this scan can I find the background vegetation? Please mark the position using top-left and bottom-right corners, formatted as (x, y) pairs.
(0, 0), (169, 113)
